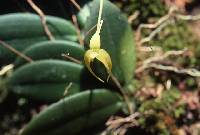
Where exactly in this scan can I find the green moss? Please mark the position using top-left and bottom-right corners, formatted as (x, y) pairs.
(149, 21), (200, 51)
(121, 0), (167, 27)
(139, 88), (180, 113)
(137, 87), (187, 134)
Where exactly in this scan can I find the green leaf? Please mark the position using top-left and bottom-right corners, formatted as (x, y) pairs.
(0, 13), (77, 65)
(11, 83), (80, 102)
(14, 40), (85, 68)
(20, 89), (122, 135)
(8, 60), (83, 102)
(84, 0), (136, 84)
(9, 60), (83, 85)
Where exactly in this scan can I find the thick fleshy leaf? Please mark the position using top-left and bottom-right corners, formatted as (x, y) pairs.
(8, 60), (83, 102)
(20, 89), (122, 135)
(14, 40), (85, 68)
(85, 0), (136, 84)
(0, 13), (77, 65)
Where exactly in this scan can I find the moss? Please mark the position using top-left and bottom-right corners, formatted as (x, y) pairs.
(119, 0), (167, 27)
(136, 87), (187, 135)
(138, 88), (180, 113)
(149, 21), (200, 51)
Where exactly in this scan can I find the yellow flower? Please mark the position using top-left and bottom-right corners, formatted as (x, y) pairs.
(84, 0), (112, 82)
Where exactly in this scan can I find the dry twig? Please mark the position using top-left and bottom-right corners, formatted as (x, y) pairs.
(85, 24), (97, 37)
(140, 20), (172, 44)
(27, 0), (55, 40)
(136, 6), (200, 46)
(63, 82), (73, 97)
(148, 64), (200, 77)
(136, 49), (187, 73)
(177, 14), (200, 21)
(102, 113), (140, 135)
(137, 7), (174, 30)
(128, 11), (139, 24)
(0, 40), (33, 63)
(62, 53), (81, 64)
(69, 0), (81, 11)
(136, 48), (200, 78)
(110, 73), (133, 114)
(106, 112), (140, 126)
(135, 7), (200, 77)
(0, 64), (14, 76)
(72, 15), (84, 45)
(136, 7), (177, 45)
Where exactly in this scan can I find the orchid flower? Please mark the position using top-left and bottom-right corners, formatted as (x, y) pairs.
(84, 0), (112, 82)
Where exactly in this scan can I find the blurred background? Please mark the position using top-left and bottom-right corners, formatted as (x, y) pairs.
(0, 0), (200, 135)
